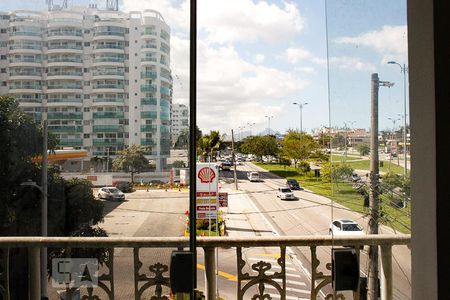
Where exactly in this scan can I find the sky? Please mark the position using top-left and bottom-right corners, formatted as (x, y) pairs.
(2, 0), (408, 136)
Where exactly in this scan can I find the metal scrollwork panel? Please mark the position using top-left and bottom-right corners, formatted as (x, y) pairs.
(0, 248), (9, 300)
(237, 246), (286, 300)
(64, 247), (115, 300)
(133, 247), (171, 300)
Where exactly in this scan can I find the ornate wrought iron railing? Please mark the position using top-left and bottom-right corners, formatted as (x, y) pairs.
(0, 234), (410, 300)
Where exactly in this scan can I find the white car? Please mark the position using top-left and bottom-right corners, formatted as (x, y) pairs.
(98, 187), (125, 201)
(277, 187), (295, 200)
(247, 172), (260, 182)
(329, 219), (364, 236)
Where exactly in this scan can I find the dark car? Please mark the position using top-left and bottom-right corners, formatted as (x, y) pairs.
(113, 181), (133, 193)
(286, 179), (301, 190)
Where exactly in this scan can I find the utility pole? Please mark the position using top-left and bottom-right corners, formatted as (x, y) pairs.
(265, 115), (273, 136)
(231, 129), (238, 190)
(368, 73), (393, 300)
(41, 119), (48, 299)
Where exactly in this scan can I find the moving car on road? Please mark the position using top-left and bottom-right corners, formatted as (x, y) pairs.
(220, 161), (232, 171)
(98, 187), (125, 201)
(113, 181), (133, 193)
(329, 219), (364, 236)
(277, 187), (295, 200)
(247, 172), (260, 182)
(286, 179), (301, 190)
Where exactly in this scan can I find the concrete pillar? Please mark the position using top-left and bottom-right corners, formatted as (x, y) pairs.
(380, 245), (393, 300)
(203, 247), (216, 300)
(28, 247), (40, 300)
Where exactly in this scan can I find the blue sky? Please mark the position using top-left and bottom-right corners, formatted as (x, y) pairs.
(2, 0), (408, 135)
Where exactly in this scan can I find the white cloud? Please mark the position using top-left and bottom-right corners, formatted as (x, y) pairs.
(295, 66), (316, 74)
(198, 0), (304, 44)
(335, 25), (408, 63)
(254, 54), (265, 64)
(123, 0), (309, 132)
(284, 47), (312, 64)
(329, 56), (376, 72)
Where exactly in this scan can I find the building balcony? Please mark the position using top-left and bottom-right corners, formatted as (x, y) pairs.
(92, 33), (125, 42)
(46, 48), (83, 55)
(141, 111), (157, 119)
(93, 111), (125, 119)
(48, 125), (83, 133)
(47, 112), (83, 120)
(141, 97), (157, 105)
(47, 60), (82, 68)
(92, 47), (124, 55)
(141, 71), (157, 79)
(93, 138), (125, 146)
(9, 86), (42, 93)
(58, 138), (83, 147)
(140, 85), (157, 93)
(93, 125), (124, 132)
(141, 138), (156, 146)
(46, 73), (83, 80)
(9, 73), (42, 80)
(0, 235), (410, 300)
(141, 124), (157, 132)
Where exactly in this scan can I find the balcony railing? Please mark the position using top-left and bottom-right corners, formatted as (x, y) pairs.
(47, 112), (83, 120)
(93, 125), (123, 132)
(48, 125), (83, 133)
(93, 138), (124, 146)
(0, 235), (410, 300)
(93, 111), (124, 119)
(58, 138), (82, 146)
(141, 124), (157, 132)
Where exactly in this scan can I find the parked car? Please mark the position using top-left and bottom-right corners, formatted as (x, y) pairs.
(277, 187), (295, 200)
(247, 172), (260, 182)
(98, 187), (125, 201)
(286, 179), (301, 190)
(329, 219), (364, 236)
(113, 181), (133, 193)
(220, 161), (232, 171)
(351, 173), (362, 182)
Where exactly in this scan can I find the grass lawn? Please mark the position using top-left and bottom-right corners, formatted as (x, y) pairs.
(331, 154), (362, 161)
(255, 163), (411, 233)
(343, 159), (404, 174)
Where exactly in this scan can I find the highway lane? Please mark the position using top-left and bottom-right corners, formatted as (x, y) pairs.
(220, 162), (411, 299)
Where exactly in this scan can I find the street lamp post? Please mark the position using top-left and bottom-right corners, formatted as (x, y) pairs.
(388, 117), (401, 170)
(292, 102), (308, 133)
(247, 122), (255, 136)
(387, 61), (408, 179)
(264, 115), (273, 135)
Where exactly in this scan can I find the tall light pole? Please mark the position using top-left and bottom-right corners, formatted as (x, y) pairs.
(292, 102), (308, 133)
(343, 121), (355, 161)
(265, 115), (273, 135)
(387, 61), (408, 179)
(388, 117), (401, 170)
(247, 122), (255, 136)
(368, 73), (394, 300)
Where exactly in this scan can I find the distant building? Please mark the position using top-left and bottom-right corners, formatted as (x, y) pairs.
(0, 7), (172, 171)
(171, 103), (188, 143)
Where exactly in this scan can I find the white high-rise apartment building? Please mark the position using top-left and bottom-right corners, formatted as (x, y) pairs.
(0, 7), (172, 171)
(171, 103), (188, 143)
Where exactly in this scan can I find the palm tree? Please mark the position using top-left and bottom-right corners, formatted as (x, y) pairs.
(197, 130), (223, 162)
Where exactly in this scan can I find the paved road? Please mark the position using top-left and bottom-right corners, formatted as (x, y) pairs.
(221, 162), (411, 299)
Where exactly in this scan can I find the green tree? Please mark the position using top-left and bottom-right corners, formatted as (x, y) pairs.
(0, 97), (107, 297)
(317, 132), (331, 149)
(240, 135), (279, 161)
(197, 130), (224, 162)
(112, 145), (149, 183)
(172, 160), (186, 168)
(331, 133), (346, 149)
(356, 143), (370, 156)
(280, 130), (318, 167)
(321, 162), (354, 182)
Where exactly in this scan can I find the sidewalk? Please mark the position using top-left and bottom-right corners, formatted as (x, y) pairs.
(222, 188), (275, 237)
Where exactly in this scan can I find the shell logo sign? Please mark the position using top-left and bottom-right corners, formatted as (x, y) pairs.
(197, 167), (216, 183)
